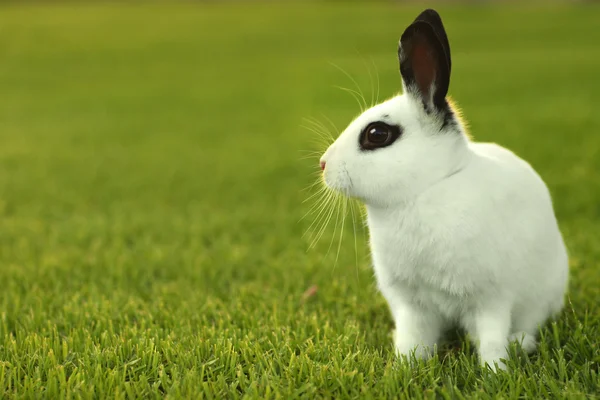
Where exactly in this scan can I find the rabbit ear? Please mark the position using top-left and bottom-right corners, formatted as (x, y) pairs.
(398, 9), (451, 113)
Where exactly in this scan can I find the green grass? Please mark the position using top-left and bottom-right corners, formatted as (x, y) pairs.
(1, 1), (599, 398)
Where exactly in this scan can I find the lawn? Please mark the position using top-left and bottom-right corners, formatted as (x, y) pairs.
(1, 1), (599, 398)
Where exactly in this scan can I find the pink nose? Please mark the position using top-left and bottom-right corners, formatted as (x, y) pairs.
(320, 161), (326, 171)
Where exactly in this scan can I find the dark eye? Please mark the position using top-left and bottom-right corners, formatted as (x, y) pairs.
(359, 122), (402, 150)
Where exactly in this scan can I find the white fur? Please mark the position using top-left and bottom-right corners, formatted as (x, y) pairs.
(320, 95), (569, 371)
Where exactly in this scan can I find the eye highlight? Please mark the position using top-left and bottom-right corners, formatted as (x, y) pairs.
(359, 122), (402, 150)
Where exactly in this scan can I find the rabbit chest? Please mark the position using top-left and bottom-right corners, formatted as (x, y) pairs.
(366, 202), (490, 319)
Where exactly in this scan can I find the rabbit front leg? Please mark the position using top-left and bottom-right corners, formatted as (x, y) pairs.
(384, 289), (444, 360)
(464, 304), (512, 371)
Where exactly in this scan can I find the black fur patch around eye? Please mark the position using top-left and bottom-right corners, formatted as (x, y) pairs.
(359, 122), (403, 151)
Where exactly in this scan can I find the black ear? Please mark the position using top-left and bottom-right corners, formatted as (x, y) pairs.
(398, 9), (452, 113)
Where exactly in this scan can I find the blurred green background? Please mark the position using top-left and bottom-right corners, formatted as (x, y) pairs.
(1, 1), (599, 398)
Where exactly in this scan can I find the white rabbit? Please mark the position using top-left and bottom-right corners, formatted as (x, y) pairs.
(319, 9), (568, 371)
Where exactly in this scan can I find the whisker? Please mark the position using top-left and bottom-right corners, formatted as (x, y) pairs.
(313, 191), (339, 245)
(301, 188), (332, 226)
(302, 134), (333, 150)
(349, 199), (359, 280)
(300, 121), (331, 138)
(298, 149), (325, 155)
(371, 56), (381, 105)
(305, 140), (332, 154)
(300, 179), (324, 193)
(302, 185), (330, 204)
(299, 154), (323, 161)
(334, 86), (366, 113)
(324, 193), (343, 257)
(298, 151), (323, 159)
(303, 189), (336, 239)
(301, 124), (334, 145)
(309, 191), (338, 250)
(308, 171), (326, 178)
(299, 118), (331, 139)
(356, 48), (375, 108)
(320, 114), (341, 138)
(303, 117), (335, 141)
(333, 196), (349, 272)
(329, 61), (368, 111)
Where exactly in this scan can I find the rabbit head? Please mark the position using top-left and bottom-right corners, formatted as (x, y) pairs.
(320, 9), (470, 207)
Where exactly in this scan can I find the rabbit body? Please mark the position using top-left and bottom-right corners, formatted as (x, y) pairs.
(367, 137), (568, 368)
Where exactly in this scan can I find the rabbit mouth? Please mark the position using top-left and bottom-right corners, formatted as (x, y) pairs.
(323, 163), (354, 198)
